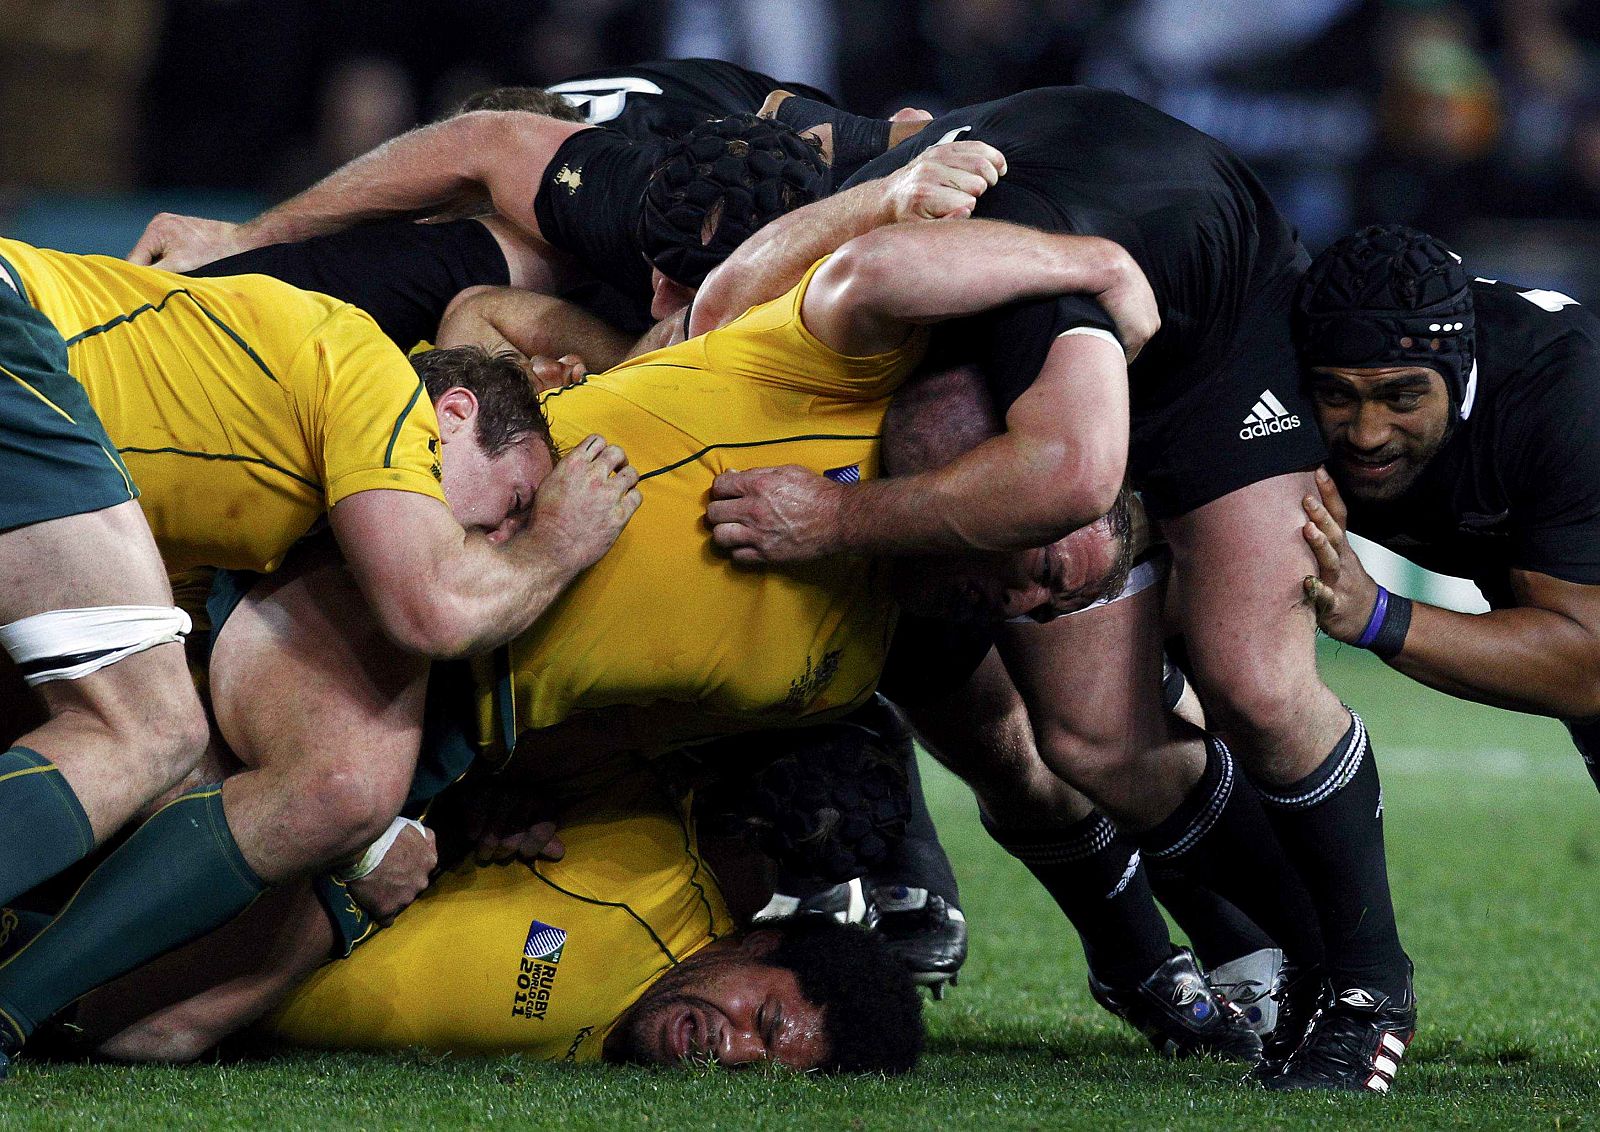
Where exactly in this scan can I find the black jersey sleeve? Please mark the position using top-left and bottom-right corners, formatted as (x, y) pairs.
(939, 182), (1120, 412)
(1505, 330), (1600, 584)
(188, 218), (508, 349)
(532, 127), (660, 303)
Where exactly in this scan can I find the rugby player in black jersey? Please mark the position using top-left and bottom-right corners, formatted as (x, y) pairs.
(702, 86), (1416, 1092)
(1296, 229), (1600, 807)
(127, 58), (927, 332)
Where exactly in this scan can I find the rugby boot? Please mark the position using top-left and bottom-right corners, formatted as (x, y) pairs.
(867, 886), (967, 1000)
(0, 1020), (18, 1081)
(1265, 963), (1416, 1094)
(1088, 947), (1263, 1063)
(1253, 961), (1322, 1080)
(1207, 947), (1283, 1036)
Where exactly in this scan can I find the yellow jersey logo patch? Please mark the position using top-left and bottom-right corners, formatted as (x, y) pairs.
(554, 165), (583, 194)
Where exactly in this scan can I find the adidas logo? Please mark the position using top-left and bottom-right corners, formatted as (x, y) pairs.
(1239, 389), (1302, 441)
(1365, 1032), (1409, 1094)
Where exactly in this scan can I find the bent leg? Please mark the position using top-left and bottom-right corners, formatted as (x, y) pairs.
(0, 502), (207, 907)
(1164, 471), (1407, 993)
(0, 546), (427, 1051)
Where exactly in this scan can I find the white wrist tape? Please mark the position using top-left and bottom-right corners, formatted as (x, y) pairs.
(335, 816), (428, 881)
(0, 605), (192, 686)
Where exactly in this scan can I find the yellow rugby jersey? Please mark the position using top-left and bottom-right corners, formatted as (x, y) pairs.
(0, 238), (444, 573)
(483, 257), (924, 755)
(267, 777), (732, 1061)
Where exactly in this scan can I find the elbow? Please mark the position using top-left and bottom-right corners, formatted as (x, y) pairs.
(814, 236), (897, 317)
(1034, 441), (1125, 539)
(374, 600), (481, 661)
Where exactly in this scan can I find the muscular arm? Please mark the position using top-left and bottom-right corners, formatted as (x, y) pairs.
(1384, 573), (1600, 718)
(688, 140), (1008, 336)
(1305, 470), (1600, 717)
(436, 285), (633, 373)
(331, 439), (640, 659)
(130, 113), (589, 270)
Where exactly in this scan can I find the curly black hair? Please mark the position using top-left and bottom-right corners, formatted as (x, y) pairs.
(764, 919), (924, 1075)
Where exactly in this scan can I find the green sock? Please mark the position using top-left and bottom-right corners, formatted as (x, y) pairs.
(0, 785), (264, 1044)
(0, 747), (94, 907)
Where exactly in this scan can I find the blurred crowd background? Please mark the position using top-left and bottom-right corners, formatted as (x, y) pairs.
(2, 0), (1597, 292)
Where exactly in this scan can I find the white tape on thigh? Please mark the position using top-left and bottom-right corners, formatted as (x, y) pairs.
(0, 605), (192, 685)
(335, 816), (429, 881)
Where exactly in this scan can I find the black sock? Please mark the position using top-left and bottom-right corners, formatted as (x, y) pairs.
(869, 750), (961, 907)
(0, 747), (95, 907)
(1136, 736), (1326, 970)
(0, 785), (265, 1043)
(1146, 873), (1277, 970)
(1258, 710), (1408, 995)
(985, 811), (1172, 988)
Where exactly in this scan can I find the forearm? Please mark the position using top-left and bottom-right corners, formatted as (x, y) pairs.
(243, 117), (498, 249)
(838, 431), (1104, 554)
(437, 286), (631, 371)
(690, 182), (889, 333)
(415, 529), (586, 658)
(1386, 601), (1600, 718)
(825, 223), (1131, 336)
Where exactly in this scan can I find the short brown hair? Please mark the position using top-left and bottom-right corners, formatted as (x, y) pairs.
(412, 346), (556, 460)
(455, 86), (587, 121)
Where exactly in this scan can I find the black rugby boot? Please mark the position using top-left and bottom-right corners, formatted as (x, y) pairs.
(1088, 948), (1263, 1063)
(868, 887), (967, 999)
(1265, 962), (1416, 1093)
(1254, 961), (1323, 1080)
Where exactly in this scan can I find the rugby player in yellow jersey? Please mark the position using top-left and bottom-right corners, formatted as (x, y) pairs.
(44, 774), (924, 1073)
(0, 241), (641, 1077)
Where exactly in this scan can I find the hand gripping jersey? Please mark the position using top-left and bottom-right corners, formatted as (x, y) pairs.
(481, 257), (923, 757)
(267, 776), (733, 1060)
(0, 238), (444, 573)
(843, 87), (1324, 517)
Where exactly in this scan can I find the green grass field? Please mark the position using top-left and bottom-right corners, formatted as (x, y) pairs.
(4, 643), (1597, 1130)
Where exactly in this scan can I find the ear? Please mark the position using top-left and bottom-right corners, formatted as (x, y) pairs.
(433, 386), (480, 441)
(739, 929), (783, 959)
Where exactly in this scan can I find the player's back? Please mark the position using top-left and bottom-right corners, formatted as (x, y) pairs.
(0, 238), (441, 572)
(549, 57), (834, 140)
(489, 260), (920, 749)
(847, 87), (1304, 400)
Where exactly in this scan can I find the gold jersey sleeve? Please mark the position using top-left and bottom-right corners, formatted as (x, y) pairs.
(0, 238), (444, 573)
(266, 778), (732, 1061)
(479, 258), (924, 755)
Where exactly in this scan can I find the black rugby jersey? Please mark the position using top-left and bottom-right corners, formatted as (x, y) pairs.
(534, 60), (837, 323)
(191, 218), (509, 350)
(546, 58), (834, 141)
(1343, 280), (1600, 607)
(842, 87), (1305, 417)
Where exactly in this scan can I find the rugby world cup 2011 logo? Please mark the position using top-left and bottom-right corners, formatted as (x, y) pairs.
(513, 920), (567, 1020)
(524, 920), (567, 964)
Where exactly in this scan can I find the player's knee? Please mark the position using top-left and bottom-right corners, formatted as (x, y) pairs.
(1032, 721), (1144, 816)
(1195, 665), (1309, 748)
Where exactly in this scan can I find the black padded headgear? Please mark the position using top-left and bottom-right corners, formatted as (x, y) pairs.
(638, 113), (828, 288)
(1294, 224), (1477, 421)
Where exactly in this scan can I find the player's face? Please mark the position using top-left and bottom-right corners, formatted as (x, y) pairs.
(1308, 365), (1452, 503)
(607, 946), (830, 1071)
(440, 430), (554, 544)
(894, 512), (1128, 623)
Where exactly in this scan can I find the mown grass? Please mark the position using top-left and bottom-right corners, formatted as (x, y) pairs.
(3, 644), (1596, 1130)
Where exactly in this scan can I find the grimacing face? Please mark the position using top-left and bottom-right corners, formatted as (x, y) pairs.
(1307, 365), (1453, 504)
(434, 386), (554, 543)
(604, 935), (829, 1070)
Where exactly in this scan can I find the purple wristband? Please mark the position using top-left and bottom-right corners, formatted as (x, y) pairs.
(1354, 586), (1390, 649)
